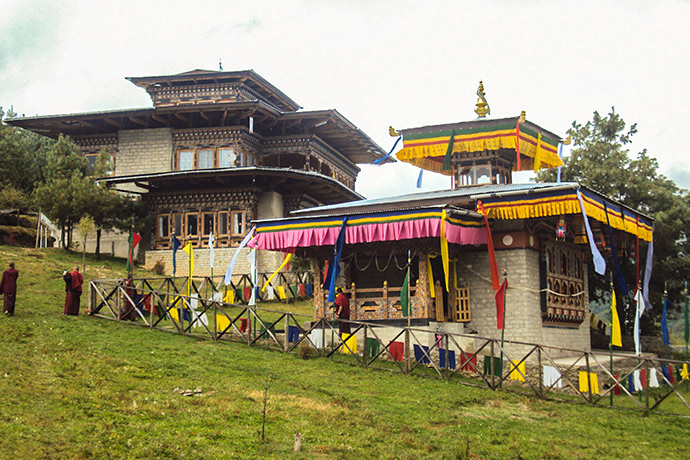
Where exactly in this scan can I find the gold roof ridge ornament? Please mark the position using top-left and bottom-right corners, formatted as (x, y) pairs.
(474, 81), (490, 118)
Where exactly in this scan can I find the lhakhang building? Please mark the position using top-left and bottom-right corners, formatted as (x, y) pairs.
(9, 69), (391, 274)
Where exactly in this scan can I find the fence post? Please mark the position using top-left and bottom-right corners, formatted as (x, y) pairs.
(351, 281), (357, 320)
(283, 314), (289, 353)
(537, 347), (543, 398)
(383, 281), (389, 319)
(490, 340), (495, 389)
(362, 324), (368, 367)
(585, 353), (592, 403)
(404, 325), (410, 374)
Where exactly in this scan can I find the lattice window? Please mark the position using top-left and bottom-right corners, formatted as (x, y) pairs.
(541, 241), (585, 326)
(454, 281), (471, 322)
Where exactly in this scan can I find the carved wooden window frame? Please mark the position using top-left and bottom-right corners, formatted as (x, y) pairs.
(540, 240), (586, 326)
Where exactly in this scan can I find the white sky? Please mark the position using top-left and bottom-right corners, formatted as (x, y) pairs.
(2, 0), (689, 199)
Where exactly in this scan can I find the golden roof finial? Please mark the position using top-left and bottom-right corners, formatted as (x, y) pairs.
(474, 81), (490, 118)
(389, 126), (400, 137)
(562, 134), (572, 145)
(518, 111), (526, 123)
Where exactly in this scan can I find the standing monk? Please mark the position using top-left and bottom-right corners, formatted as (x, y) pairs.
(334, 287), (350, 336)
(0, 262), (18, 316)
(63, 265), (83, 315)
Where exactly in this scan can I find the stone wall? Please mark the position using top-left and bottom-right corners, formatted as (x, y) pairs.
(117, 128), (173, 176)
(143, 247), (286, 278)
(461, 247), (590, 357)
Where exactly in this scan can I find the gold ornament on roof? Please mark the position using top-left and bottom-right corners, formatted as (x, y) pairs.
(518, 111), (526, 123)
(474, 81), (490, 118)
(389, 126), (400, 137)
(562, 134), (572, 145)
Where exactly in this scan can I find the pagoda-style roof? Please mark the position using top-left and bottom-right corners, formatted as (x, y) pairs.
(127, 69), (301, 112)
(396, 116), (564, 175)
(99, 166), (363, 205)
(7, 104), (392, 165)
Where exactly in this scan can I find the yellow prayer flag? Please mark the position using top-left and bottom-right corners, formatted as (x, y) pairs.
(182, 242), (194, 277)
(261, 253), (292, 292)
(427, 255), (436, 298)
(578, 371), (600, 394)
(611, 288), (622, 347)
(682, 364), (689, 380)
(276, 285), (287, 300)
(509, 360), (526, 382)
(440, 210), (449, 292)
(169, 307), (179, 324)
(223, 289), (235, 304)
(342, 333), (357, 354)
(216, 314), (231, 333)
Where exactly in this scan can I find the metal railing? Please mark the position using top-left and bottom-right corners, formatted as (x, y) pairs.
(89, 278), (690, 417)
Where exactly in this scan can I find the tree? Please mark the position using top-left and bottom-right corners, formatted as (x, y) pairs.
(34, 135), (90, 248)
(77, 215), (95, 274)
(536, 108), (690, 335)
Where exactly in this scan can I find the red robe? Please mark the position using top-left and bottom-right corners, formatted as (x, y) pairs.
(335, 292), (350, 335)
(1, 267), (18, 315)
(63, 270), (83, 315)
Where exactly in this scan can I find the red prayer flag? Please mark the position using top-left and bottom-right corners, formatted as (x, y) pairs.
(132, 231), (142, 250)
(495, 279), (508, 329)
(477, 201), (499, 291)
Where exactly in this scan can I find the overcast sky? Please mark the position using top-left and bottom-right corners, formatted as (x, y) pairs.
(2, 0), (689, 199)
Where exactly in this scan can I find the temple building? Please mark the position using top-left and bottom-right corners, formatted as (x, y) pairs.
(249, 84), (653, 352)
(9, 69), (390, 273)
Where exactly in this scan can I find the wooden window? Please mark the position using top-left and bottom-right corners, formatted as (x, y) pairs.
(157, 215), (170, 238)
(178, 150), (194, 170)
(202, 212), (215, 236)
(198, 149), (215, 169)
(186, 213), (199, 239)
(231, 211), (244, 236)
(218, 148), (236, 168)
(172, 213), (183, 237)
(454, 281), (471, 322)
(541, 241), (585, 326)
(218, 211), (229, 235)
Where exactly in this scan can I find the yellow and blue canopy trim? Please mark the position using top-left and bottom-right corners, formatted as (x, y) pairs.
(396, 117), (563, 175)
(478, 187), (653, 242)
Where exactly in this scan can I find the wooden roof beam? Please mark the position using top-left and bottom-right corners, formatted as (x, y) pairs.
(104, 118), (124, 129)
(129, 116), (147, 127)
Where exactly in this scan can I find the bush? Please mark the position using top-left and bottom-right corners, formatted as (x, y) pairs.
(297, 344), (317, 360)
(152, 259), (165, 275)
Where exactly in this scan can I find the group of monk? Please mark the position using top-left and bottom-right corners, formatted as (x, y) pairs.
(0, 262), (83, 317)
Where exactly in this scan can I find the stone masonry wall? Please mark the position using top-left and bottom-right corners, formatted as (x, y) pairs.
(143, 247), (286, 278)
(461, 247), (590, 359)
(117, 128), (173, 176)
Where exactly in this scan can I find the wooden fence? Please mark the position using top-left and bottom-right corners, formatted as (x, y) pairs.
(89, 278), (690, 417)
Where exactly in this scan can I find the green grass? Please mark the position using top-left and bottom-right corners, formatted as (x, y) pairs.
(0, 246), (689, 459)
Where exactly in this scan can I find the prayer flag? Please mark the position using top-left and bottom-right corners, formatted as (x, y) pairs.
(172, 236), (181, 276)
(324, 218), (347, 302)
(440, 210), (450, 292)
(649, 368), (660, 388)
(556, 142), (563, 183)
(248, 248), (257, 305)
(427, 255), (436, 298)
(682, 364), (689, 380)
(634, 288), (644, 356)
(604, 203), (628, 296)
(223, 289), (235, 304)
(509, 361), (526, 382)
(416, 169), (423, 188)
(182, 242), (194, 277)
(476, 202), (499, 290)
(642, 235), (654, 311)
(373, 135), (401, 165)
(261, 253), (292, 292)
(441, 130), (455, 171)
(662, 297), (671, 347)
(684, 287), (690, 345)
(495, 279), (507, 329)
(208, 232), (215, 270)
(401, 266), (410, 317)
(611, 287), (622, 347)
(126, 229), (141, 280)
(576, 190), (606, 275)
(223, 227), (256, 285)
(578, 371), (600, 394)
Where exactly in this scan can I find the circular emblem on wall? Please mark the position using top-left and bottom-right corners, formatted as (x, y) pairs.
(502, 235), (514, 246)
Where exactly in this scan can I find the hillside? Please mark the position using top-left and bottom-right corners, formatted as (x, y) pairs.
(0, 246), (688, 459)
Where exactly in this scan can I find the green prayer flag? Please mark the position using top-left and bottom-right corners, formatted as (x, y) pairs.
(441, 130), (455, 171)
(685, 296), (690, 344)
(401, 267), (410, 317)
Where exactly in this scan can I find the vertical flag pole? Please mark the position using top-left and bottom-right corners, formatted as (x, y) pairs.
(685, 281), (689, 361)
(609, 275), (614, 407)
(500, 259), (507, 388)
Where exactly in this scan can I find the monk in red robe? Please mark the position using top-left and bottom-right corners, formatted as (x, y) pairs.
(334, 287), (350, 335)
(1, 262), (18, 316)
(62, 266), (83, 315)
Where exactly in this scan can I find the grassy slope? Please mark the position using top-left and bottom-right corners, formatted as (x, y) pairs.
(0, 246), (688, 460)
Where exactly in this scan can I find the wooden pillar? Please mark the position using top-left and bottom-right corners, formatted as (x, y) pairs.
(435, 281), (444, 322)
(350, 281), (357, 320)
(383, 281), (389, 319)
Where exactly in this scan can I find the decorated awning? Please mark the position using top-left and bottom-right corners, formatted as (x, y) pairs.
(473, 185), (653, 242)
(396, 117), (563, 175)
(251, 206), (487, 252)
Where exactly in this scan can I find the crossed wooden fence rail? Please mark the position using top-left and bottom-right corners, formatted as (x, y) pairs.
(89, 278), (690, 417)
